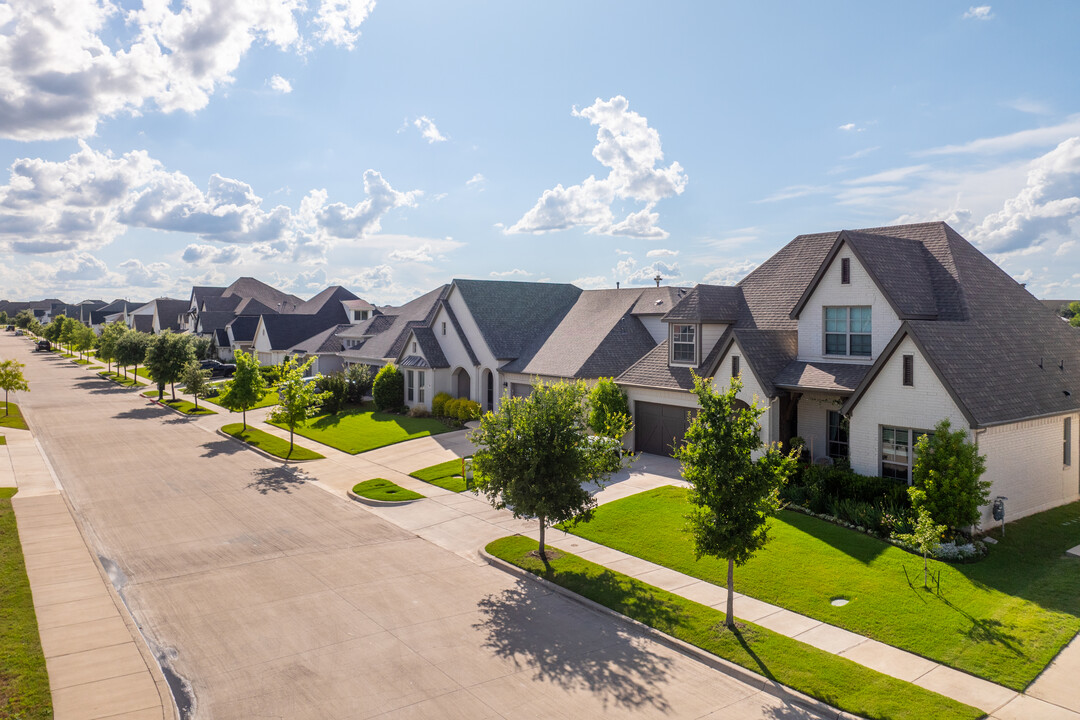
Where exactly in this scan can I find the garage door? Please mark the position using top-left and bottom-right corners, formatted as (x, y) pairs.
(510, 383), (533, 398)
(635, 402), (695, 457)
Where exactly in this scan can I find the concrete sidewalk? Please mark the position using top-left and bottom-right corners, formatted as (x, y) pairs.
(2, 426), (177, 720)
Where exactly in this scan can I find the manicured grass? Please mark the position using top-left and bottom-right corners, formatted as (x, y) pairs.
(141, 392), (216, 416)
(488, 536), (982, 720)
(0, 487), (53, 720)
(0, 436), (5, 445)
(352, 478), (424, 502)
(0, 403), (29, 431)
(409, 459), (474, 492)
(564, 486), (1080, 690)
(204, 389), (280, 410)
(98, 370), (146, 387)
(221, 423), (324, 461)
(71, 357), (93, 365)
(268, 402), (451, 455)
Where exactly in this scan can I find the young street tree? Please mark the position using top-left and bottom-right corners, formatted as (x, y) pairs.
(675, 375), (797, 629)
(95, 321), (127, 373)
(897, 504), (946, 589)
(0, 359), (30, 414)
(181, 362), (212, 411)
(144, 331), (196, 400)
(218, 350), (266, 430)
(910, 419), (990, 539)
(73, 323), (96, 361)
(268, 355), (327, 456)
(114, 331), (149, 384)
(471, 379), (624, 562)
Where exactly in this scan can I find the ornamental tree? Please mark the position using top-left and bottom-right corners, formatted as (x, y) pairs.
(910, 419), (990, 538)
(471, 379), (623, 561)
(73, 323), (96, 361)
(144, 331), (196, 400)
(0, 359), (29, 413)
(372, 363), (404, 411)
(896, 503), (946, 589)
(218, 350), (266, 429)
(181, 362), (212, 411)
(587, 376), (633, 439)
(675, 374), (797, 629)
(268, 356), (328, 456)
(114, 330), (150, 383)
(96, 321), (127, 373)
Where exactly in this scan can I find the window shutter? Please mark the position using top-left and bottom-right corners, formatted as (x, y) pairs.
(902, 354), (914, 386)
(841, 257), (851, 285)
(732, 355), (740, 378)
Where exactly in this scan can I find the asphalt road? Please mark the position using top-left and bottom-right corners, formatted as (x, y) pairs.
(11, 336), (826, 720)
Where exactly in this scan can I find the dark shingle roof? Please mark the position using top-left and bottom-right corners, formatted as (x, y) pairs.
(132, 315), (154, 333)
(773, 361), (871, 393)
(226, 315), (260, 343)
(663, 285), (747, 323)
(618, 333), (730, 391)
(201, 296), (241, 312)
(714, 329), (798, 398)
(289, 324), (351, 354)
(453, 279), (582, 360)
(260, 314), (344, 351)
(214, 328), (230, 348)
(234, 297), (276, 316)
(338, 286), (448, 362)
(292, 286), (357, 323)
(196, 311), (235, 334)
(410, 326), (449, 369)
(631, 287), (692, 316)
(441, 300), (479, 366)
(224, 277), (302, 311)
(153, 299), (190, 332)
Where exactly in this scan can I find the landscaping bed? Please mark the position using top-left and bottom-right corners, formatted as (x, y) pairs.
(562, 485), (1080, 690)
(488, 535), (982, 720)
(0, 488), (52, 720)
(351, 478), (424, 502)
(0, 403), (29, 431)
(221, 424), (324, 461)
(268, 402), (451, 455)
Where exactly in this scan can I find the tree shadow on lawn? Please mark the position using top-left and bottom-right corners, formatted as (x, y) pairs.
(778, 510), (890, 565)
(475, 577), (674, 713)
(246, 466), (307, 494)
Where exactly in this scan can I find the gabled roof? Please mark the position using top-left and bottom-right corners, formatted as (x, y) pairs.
(774, 360), (871, 393)
(152, 299), (190, 332)
(343, 298), (377, 311)
(201, 295), (241, 312)
(452, 279), (582, 360)
(501, 288), (658, 379)
(223, 277), (302, 311)
(292, 286), (357, 322)
(259, 314), (345, 352)
(233, 297), (276, 316)
(289, 324), (351, 354)
(132, 315), (154, 333)
(214, 328), (230, 348)
(708, 329), (798, 398)
(618, 332), (729, 391)
(440, 300), (479, 366)
(196, 311), (236, 334)
(662, 285), (748, 323)
(226, 315), (260, 343)
(405, 326), (449, 369)
(630, 287), (692, 316)
(339, 286), (448, 361)
(98, 299), (143, 315)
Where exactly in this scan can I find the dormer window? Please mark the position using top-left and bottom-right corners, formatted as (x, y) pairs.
(825, 306), (871, 357)
(671, 324), (698, 365)
(353, 310), (369, 321)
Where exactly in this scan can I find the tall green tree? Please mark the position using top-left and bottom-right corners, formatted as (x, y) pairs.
(471, 379), (624, 561)
(144, 331), (196, 400)
(0, 359), (29, 414)
(191, 336), (211, 360)
(181, 362), (212, 411)
(42, 316), (63, 346)
(73, 323), (95, 361)
(587, 377), (633, 439)
(14, 310), (33, 329)
(59, 317), (78, 354)
(96, 321), (127, 373)
(675, 375), (797, 629)
(268, 356), (328, 456)
(114, 330), (150, 383)
(910, 419), (990, 538)
(0, 310), (8, 325)
(218, 350), (266, 430)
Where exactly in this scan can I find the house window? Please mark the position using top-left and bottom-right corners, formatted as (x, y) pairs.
(418, 371), (426, 404)
(731, 355), (740, 378)
(441, 321), (446, 336)
(1066, 417), (1072, 466)
(671, 324), (697, 364)
(827, 410), (849, 460)
(902, 355), (914, 386)
(825, 306), (871, 357)
(353, 310), (368, 321)
(412, 341), (417, 353)
(841, 257), (851, 285)
(406, 370), (415, 402)
(881, 426), (933, 483)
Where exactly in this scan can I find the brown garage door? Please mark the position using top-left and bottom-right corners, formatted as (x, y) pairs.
(635, 402), (695, 457)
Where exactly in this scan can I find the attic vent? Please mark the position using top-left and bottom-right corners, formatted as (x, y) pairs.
(841, 257), (851, 285)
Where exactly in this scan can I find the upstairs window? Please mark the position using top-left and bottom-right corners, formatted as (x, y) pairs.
(353, 309), (369, 322)
(442, 321), (446, 336)
(406, 370), (415, 402)
(825, 306), (871, 357)
(671, 324), (697, 364)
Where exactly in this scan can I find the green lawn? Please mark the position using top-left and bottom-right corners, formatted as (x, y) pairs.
(564, 486), (1080, 690)
(409, 459), (474, 492)
(141, 392), (216, 416)
(352, 478), (424, 502)
(0, 403), (29, 431)
(0, 488), (53, 720)
(221, 423), (324, 461)
(0, 436), (5, 446)
(98, 370), (146, 387)
(204, 389), (280, 411)
(268, 403), (452, 455)
(488, 536), (982, 720)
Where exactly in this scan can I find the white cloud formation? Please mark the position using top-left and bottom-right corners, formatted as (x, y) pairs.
(467, 173), (486, 187)
(182, 243), (242, 264)
(963, 5), (993, 20)
(838, 123), (857, 131)
(646, 248), (678, 258)
(53, 253), (109, 282)
(919, 115), (1080, 156)
(571, 275), (609, 289)
(269, 75), (293, 93)
(119, 258), (169, 287)
(0, 0), (376, 141)
(702, 260), (758, 286)
(489, 268), (531, 278)
(388, 244), (433, 262)
(508, 96), (687, 239)
(348, 264), (393, 291)
(413, 116), (447, 143)
(614, 256), (681, 286)
(0, 142), (418, 262)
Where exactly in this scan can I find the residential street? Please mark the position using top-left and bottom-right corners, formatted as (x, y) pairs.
(7, 335), (833, 719)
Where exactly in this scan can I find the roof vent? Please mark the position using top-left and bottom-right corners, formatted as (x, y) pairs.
(1061, 360), (1066, 371)
(1038, 358), (1044, 369)
(1065, 390), (1072, 397)
(655, 299), (663, 306)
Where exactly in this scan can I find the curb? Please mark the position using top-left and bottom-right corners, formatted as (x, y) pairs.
(347, 488), (424, 507)
(214, 427), (321, 464)
(479, 543), (849, 720)
(144, 397), (216, 419)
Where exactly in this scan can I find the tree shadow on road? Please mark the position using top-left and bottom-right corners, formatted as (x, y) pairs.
(475, 579), (673, 713)
(246, 466), (306, 494)
(113, 406), (167, 420)
(72, 379), (129, 395)
(201, 439), (244, 459)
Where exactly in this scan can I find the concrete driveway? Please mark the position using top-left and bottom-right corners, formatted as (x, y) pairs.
(9, 335), (832, 719)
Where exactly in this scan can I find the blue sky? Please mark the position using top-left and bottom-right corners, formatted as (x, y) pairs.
(2, 1), (1079, 304)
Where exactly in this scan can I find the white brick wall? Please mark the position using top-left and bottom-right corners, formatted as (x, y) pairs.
(797, 392), (843, 462)
(796, 246), (901, 364)
(717, 339), (779, 446)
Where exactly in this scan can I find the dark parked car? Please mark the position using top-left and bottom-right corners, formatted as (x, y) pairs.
(35, 339), (51, 352)
(200, 359), (236, 378)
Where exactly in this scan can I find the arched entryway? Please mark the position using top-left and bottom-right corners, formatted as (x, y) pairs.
(452, 367), (471, 399)
(483, 369), (494, 411)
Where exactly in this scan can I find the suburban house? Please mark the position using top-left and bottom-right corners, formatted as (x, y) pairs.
(122, 298), (189, 334)
(617, 221), (1079, 525)
(250, 285), (360, 372)
(90, 300), (145, 332)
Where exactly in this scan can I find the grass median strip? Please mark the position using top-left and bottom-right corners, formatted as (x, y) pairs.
(0, 403), (28, 431)
(141, 392), (216, 416)
(268, 403), (452, 455)
(0, 488), (52, 720)
(221, 423), (323, 461)
(352, 478), (424, 502)
(204, 389), (279, 410)
(97, 370), (146, 387)
(564, 485), (1080, 691)
(408, 459), (475, 492)
(488, 535), (982, 720)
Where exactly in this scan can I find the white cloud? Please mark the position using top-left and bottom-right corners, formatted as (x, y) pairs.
(413, 116), (447, 143)
(388, 244), (433, 262)
(1055, 240), (1077, 257)
(181, 244), (242, 264)
(646, 248), (678, 258)
(508, 95), (687, 239)
(290, 268), (327, 293)
(467, 173), (486, 187)
(838, 123), (856, 131)
(53, 253), (109, 282)
(702, 260), (758, 286)
(269, 75), (293, 93)
(0, 0), (375, 141)
(842, 146), (880, 160)
(348, 264), (393, 291)
(119, 258), (169, 287)
(1006, 98), (1051, 115)
(844, 165), (930, 185)
(963, 5), (993, 20)
(919, 115), (1080, 156)
(614, 256), (681, 286)
(489, 268), (531, 278)
(571, 275), (609, 289)
(0, 143), (418, 262)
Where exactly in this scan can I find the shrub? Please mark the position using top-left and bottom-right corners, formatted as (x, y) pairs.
(372, 363), (404, 411)
(259, 365), (282, 384)
(587, 377), (631, 438)
(408, 405), (431, 418)
(444, 397), (461, 419)
(432, 392), (452, 417)
(316, 371), (349, 414)
(910, 419), (990, 538)
(344, 364), (374, 404)
(457, 399), (481, 420)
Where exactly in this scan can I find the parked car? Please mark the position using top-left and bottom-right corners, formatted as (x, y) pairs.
(5, 325), (14, 332)
(35, 339), (51, 351)
(14, 329), (24, 336)
(199, 359), (236, 378)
